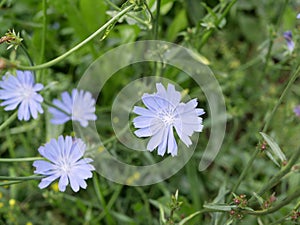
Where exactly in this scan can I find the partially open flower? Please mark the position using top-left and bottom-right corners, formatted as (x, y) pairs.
(48, 89), (97, 127)
(283, 31), (295, 52)
(294, 105), (300, 117)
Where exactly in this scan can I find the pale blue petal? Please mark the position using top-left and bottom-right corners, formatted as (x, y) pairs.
(78, 119), (89, 127)
(58, 174), (68, 192)
(68, 173), (80, 192)
(69, 143), (85, 163)
(147, 127), (165, 151)
(63, 136), (72, 158)
(33, 83), (44, 91)
(133, 116), (156, 128)
(18, 101), (30, 121)
(33, 160), (55, 174)
(62, 91), (73, 107)
(196, 108), (205, 116)
(49, 89), (96, 127)
(167, 128), (178, 156)
(133, 106), (155, 117)
(166, 83), (181, 106)
(156, 83), (167, 99)
(38, 174), (60, 189)
(72, 166), (93, 179)
(157, 128), (168, 156)
(51, 99), (71, 114)
(134, 119), (163, 137)
(141, 94), (159, 112)
(174, 121), (193, 146)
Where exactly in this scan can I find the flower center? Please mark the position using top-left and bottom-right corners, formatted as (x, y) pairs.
(22, 86), (35, 100)
(60, 160), (72, 174)
(159, 110), (175, 126)
(72, 105), (83, 119)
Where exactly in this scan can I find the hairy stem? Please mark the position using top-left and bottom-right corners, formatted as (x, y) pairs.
(199, 0), (238, 49)
(0, 157), (43, 162)
(9, 4), (134, 70)
(232, 64), (300, 194)
(0, 175), (43, 180)
(0, 111), (17, 132)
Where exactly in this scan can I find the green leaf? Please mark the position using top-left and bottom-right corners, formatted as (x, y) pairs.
(203, 204), (235, 211)
(260, 132), (287, 162)
(213, 183), (228, 203)
(252, 192), (265, 207)
(225, 219), (233, 225)
(178, 211), (202, 225)
(149, 199), (167, 223)
(111, 211), (137, 224)
(265, 150), (280, 167)
(166, 9), (188, 41)
(79, 0), (108, 32)
(148, 0), (174, 15)
(201, 2), (218, 20)
(188, 49), (211, 65)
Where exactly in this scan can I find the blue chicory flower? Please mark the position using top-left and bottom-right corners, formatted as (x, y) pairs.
(0, 70), (44, 121)
(33, 135), (95, 192)
(294, 105), (300, 117)
(297, 13), (300, 19)
(283, 31), (295, 52)
(133, 83), (205, 157)
(48, 89), (97, 127)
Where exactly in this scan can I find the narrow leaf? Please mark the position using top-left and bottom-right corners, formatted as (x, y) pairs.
(252, 192), (265, 207)
(203, 204), (235, 211)
(260, 132), (287, 162)
(265, 151), (280, 167)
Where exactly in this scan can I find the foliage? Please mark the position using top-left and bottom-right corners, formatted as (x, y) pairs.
(0, 0), (300, 224)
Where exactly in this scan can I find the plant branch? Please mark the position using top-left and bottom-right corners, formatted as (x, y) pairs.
(6, 4), (134, 70)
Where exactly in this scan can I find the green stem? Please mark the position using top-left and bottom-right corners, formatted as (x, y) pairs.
(199, 0), (237, 49)
(231, 65), (300, 195)
(0, 175), (43, 180)
(20, 44), (34, 67)
(101, 125), (128, 145)
(268, 215), (291, 225)
(186, 159), (202, 210)
(249, 145), (300, 203)
(263, 0), (289, 74)
(96, 185), (123, 222)
(178, 209), (216, 225)
(263, 0), (289, 75)
(263, 40), (273, 74)
(0, 181), (23, 186)
(263, 64), (300, 133)
(104, 0), (151, 28)
(153, 0), (161, 78)
(153, 0), (161, 40)
(40, 0), (47, 65)
(0, 157), (43, 162)
(37, 0), (47, 82)
(0, 111), (17, 132)
(246, 189), (300, 216)
(11, 4), (134, 70)
(63, 193), (101, 209)
(93, 174), (115, 225)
